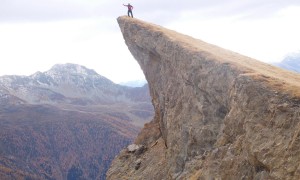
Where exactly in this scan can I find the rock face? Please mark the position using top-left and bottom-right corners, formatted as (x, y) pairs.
(107, 16), (300, 179)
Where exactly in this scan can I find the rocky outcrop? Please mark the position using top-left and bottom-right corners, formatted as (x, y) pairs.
(107, 16), (300, 179)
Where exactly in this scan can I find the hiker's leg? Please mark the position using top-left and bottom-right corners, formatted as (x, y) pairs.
(130, 11), (133, 18)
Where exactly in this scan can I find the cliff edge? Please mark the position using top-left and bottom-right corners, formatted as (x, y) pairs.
(107, 16), (300, 180)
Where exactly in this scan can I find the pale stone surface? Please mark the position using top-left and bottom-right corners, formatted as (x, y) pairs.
(107, 16), (300, 180)
(127, 144), (141, 152)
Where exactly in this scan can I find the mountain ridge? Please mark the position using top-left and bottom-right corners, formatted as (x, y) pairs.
(0, 64), (152, 105)
(0, 63), (138, 105)
(0, 63), (153, 179)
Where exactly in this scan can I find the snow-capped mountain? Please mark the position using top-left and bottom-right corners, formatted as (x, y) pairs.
(0, 63), (144, 105)
(275, 52), (300, 73)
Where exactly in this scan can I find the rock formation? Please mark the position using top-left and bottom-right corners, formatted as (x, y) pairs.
(107, 16), (300, 179)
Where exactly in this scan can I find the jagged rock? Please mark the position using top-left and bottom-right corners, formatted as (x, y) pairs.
(127, 144), (147, 156)
(127, 144), (141, 152)
(107, 16), (300, 180)
(135, 146), (147, 156)
(134, 159), (142, 170)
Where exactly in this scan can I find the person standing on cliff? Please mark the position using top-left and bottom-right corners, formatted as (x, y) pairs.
(123, 3), (133, 18)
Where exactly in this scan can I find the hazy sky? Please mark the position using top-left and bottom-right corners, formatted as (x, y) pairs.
(0, 0), (300, 83)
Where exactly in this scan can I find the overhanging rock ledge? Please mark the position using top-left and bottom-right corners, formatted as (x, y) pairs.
(107, 16), (300, 180)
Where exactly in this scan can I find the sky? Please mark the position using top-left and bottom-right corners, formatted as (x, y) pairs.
(0, 0), (300, 83)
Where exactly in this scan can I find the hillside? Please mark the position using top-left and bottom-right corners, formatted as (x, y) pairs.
(107, 16), (300, 179)
(0, 64), (153, 179)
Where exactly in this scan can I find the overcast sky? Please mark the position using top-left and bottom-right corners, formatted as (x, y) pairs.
(0, 0), (300, 83)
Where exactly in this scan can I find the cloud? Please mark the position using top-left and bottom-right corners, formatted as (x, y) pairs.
(0, 0), (119, 22)
(0, 0), (298, 22)
(128, 0), (300, 25)
(165, 4), (300, 63)
(0, 17), (144, 83)
(1, 0), (299, 24)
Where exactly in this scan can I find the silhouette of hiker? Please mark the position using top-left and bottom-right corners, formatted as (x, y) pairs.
(123, 3), (133, 18)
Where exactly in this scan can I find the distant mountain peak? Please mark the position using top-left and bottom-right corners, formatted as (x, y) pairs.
(47, 63), (99, 76)
(275, 51), (300, 73)
(28, 63), (114, 89)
